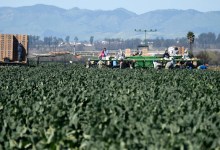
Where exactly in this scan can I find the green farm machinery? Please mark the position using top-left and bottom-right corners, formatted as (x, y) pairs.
(87, 50), (200, 69)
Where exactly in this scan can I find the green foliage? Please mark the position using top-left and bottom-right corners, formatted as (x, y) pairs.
(0, 64), (220, 149)
(196, 51), (220, 65)
(187, 31), (195, 44)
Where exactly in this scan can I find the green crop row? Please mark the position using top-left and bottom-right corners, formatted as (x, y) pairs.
(0, 64), (220, 149)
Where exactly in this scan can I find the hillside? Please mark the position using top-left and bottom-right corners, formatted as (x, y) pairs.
(0, 4), (220, 40)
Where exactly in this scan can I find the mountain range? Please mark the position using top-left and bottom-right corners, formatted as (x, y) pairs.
(0, 4), (220, 40)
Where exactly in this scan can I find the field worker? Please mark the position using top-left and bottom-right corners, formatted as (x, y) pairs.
(138, 49), (142, 56)
(97, 59), (104, 68)
(167, 47), (178, 56)
(117, 49), (125, 69)
(133, 49), (142, 56)
(153, 61), (162, 70)
(129, 60), (135, 69)
(86, 58), (91, 68)
(165, 57), (175, 69)
(98, 49), (105, 60)
(182, 48), (190, 60)
(163, 49), (170, 60)
(103, 48), (109, 56)
(197, 64), (208, 70)
(186, 61), (194, 69)
(132, 49), (139, 56)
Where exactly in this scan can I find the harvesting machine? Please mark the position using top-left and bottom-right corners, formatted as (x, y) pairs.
(86, 46), (200, 69)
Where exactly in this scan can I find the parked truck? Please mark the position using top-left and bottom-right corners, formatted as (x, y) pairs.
(0, 33), (28, 65)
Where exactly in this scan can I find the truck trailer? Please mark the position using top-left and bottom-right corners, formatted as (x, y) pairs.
(0, 33), (28, 65)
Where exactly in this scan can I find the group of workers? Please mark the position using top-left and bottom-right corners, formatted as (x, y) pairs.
(97, 48), (127, 69)
(154, 48), (176, 69)
(87, 47), (208, 70)
(153, 48), (208, 70)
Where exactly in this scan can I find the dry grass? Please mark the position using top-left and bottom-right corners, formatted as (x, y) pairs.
(208, 66), (220, 71)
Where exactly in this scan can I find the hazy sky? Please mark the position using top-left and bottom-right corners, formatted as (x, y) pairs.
(0, 0), (219, 14)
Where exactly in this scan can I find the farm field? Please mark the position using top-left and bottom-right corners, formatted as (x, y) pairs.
(0, 64), (220, 149)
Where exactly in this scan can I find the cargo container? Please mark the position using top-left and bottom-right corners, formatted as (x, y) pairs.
(0, 33), (28, 65)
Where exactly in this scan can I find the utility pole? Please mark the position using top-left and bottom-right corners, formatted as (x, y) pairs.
(134, 29), (157, 46)
(73, 43), (76, 55)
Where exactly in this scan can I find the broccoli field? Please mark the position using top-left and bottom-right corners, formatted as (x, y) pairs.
(0, 64), (220, 149)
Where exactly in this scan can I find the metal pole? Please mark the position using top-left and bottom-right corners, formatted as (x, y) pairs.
(144, 30), (147, 46)
(73, 42), (76, 55)
(134, 29), (157, 47)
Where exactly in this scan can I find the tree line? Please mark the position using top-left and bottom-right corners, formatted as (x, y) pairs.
(28, 32), (220, 51)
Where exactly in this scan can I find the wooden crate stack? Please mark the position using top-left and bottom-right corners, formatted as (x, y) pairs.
(125, 48), (131, 57)
(14, 34), (28, 62)
(0, 34), (5, 61)
(178, 46), (185, 56)
(14, 34), (28, 53)
(141, 48), (149, 56)
(0, 33), (28, 62)
(0, 34), (14, 62)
